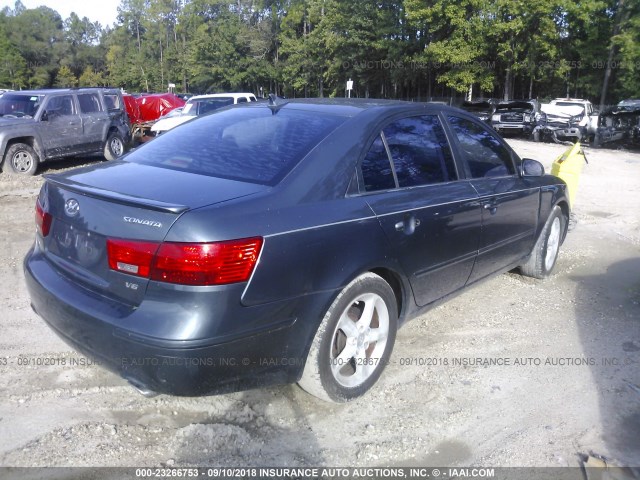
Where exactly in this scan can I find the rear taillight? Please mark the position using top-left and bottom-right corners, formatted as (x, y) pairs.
(35, 200), (52, 237)
(107, 239), (159, 277)
(106, 237), (263, 286)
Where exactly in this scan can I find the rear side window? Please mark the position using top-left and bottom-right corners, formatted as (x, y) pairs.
(103, 94), (121, 110)
(362, 134), (395, 191)
(447, 116), (515, 178)
(126, 107), (346, 185)
(360, 115), (456, 192)
(383, 115), (456, 187)
(236, 97), (248, 103)
(78, 93), (102, 113)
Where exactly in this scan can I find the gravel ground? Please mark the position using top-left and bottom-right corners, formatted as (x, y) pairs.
(0, 141), (638, 469)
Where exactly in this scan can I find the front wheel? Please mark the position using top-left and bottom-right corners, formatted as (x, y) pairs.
(4, 142), (39, 175)
(298, 272), (398, 403)
(520, 206), (566, 279)
(104, 132), (125, 161)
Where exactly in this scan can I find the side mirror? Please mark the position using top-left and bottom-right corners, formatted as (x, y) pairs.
(522, 158), (545, 177)
(40, 110), (49, 121)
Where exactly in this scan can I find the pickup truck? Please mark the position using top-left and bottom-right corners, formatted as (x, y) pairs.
(0, 88), (131, 175)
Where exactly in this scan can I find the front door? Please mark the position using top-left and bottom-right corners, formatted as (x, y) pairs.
(40, 94), (84, 158)
(445, 115), (539, 284)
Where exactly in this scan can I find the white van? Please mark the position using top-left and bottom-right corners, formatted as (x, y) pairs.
(151, 93), (257, 135)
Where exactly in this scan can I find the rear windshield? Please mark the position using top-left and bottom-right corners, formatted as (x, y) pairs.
(183, 97), (234, 115)
(126, 106), (346, 185)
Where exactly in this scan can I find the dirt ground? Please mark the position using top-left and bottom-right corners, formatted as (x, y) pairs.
(0, 140), (638, 470)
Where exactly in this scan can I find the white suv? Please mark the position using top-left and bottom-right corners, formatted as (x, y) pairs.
(548, 98), (598, 140)
(151, 93), (257, 135)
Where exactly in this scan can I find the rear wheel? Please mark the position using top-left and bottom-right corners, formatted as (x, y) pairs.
(298, 272), (397, 402)
(104, 132), (125, 161)
(4, 142), (39, 175)
(520, 206), (565, 279)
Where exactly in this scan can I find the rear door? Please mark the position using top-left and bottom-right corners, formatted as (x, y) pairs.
(361, 114), (482, 307)
(445, 115), (539, 283)
(77, 92), (108, 152)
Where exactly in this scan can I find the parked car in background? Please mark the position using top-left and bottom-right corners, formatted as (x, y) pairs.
(538, 103), (584, 143)
(461, 99), (497, 124)
(0, 88), (131, 175)
(150, 93), (257, 135)
(546, 98), (598, 141)
(616, 99), (640, 111)
(594, 100), (640, 149)
(25, 99), (569, 403)
(491, 99), (542, 140)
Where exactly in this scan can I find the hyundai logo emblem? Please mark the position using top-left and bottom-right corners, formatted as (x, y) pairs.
(64, 198), (80, 217)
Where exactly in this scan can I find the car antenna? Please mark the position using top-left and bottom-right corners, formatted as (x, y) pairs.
(267, 93), (287, 115)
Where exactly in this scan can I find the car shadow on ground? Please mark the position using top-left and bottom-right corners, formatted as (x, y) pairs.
(572, 257), (640, 465)
(34, 154), (106, 175)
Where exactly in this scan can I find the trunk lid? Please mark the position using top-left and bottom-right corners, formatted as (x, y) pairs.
(40, 161), (267, 305)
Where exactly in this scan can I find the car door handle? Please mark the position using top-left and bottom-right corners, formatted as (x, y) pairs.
(483, 202), (498, 214)
(395, 215), (420, 235)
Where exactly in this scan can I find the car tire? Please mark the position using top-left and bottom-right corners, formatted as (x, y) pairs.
(104, 132), (125, 161)
(4, 142), (39, 175)
(298, 272), (397, 403)
(520, 206), (565, 279)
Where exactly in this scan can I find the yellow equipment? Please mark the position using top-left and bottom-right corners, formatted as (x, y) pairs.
(550, 141), (588, 208)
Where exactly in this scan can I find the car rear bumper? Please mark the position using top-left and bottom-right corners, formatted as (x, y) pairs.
(24, 246), (328, 396)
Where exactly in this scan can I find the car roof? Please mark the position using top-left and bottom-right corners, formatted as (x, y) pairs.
(237, 97), (462, 118)
(190, 93), (256, 100)
(551, 98), (590, 103)
(5, 88), (118, 96)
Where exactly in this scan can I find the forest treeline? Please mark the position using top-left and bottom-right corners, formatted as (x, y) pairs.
(0, 0), (638, 105)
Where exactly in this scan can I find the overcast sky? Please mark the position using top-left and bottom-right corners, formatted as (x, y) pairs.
(0, 0), (121, 27)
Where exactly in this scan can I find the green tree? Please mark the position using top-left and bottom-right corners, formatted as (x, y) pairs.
(54, 65), (77, 87)
(78, 66), (106, 86)
(0, 22), (27, 88)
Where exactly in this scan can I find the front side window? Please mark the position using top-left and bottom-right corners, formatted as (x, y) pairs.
(46, 95), (76, 116)
(447, 116), (515, 178)
(383, 115), (457, 188)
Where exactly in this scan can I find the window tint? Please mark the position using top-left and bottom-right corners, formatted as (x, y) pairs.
(78, 93), (102, 113)
(383, 116), (456, 187)
(194, 98), (234, 115)
(236, 97), (248, 103)
(447, 116), (515, 178)
(47, 95), (76, 116)
(361, 134), (395, 191)
(104, 94), (120, 110)
(126, 107), (346, 186)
